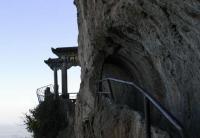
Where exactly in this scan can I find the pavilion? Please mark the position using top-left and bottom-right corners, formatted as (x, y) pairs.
(37, 46), (79, 102)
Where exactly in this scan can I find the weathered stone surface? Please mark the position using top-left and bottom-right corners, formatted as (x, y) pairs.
(93, 98), (169, 138)
(75, 0), (200, 137)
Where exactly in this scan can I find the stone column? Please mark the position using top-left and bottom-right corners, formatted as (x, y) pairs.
(54, 68), (59, 99)
(62, 60), (69, 99)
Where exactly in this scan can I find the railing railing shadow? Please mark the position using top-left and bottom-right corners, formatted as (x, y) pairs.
(96, 78), (185, 138)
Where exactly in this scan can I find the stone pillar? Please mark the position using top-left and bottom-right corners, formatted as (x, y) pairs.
(54, 68), (59, 99)
(62, 60), (69, 99)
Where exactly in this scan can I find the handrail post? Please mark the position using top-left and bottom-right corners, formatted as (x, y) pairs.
(98, 81), (102, 103)
(107, 80), (114, 100)
(144, 97), (151, 138)
(180, 130), (185, 138)
(99, 81), (102, 92)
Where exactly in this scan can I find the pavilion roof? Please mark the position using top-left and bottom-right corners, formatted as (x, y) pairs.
(44, 58), (63, 70)
(51, 47), (78, 58)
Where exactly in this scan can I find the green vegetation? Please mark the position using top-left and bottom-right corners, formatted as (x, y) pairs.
(24, 99), (68, 138)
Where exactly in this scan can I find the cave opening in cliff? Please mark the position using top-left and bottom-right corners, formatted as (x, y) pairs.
(100, 54), (178, 136)
(101, 55), (145, 113)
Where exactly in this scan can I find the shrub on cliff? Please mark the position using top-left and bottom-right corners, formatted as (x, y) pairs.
(24, 99), (68, 138)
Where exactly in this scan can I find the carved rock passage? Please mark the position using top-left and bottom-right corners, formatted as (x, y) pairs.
(75, 0), (200, 137)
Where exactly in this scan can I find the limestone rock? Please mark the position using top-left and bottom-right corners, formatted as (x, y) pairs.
(75, 0), (200, 137)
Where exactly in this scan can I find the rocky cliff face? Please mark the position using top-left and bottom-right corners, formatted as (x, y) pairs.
(74, 0), (200, 137)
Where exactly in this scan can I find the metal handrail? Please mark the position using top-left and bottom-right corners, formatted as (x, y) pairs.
(97, 78), (185, 138)
(68, 92), (78, 94)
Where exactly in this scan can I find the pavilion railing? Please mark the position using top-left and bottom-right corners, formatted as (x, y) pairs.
(96, 78), (185, 138)
(36, 84), (78, 103)
(36, 84), (54, 103)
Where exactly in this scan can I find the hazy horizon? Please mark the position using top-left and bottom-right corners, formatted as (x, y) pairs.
(0, 124), (31, 138)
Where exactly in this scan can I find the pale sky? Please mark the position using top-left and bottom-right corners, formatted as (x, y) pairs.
(0, 0), (79, 136)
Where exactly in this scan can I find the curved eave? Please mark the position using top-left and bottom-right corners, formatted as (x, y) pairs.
(44, 58), (63, 70)
(51, 47), (58, 56)
(51, 47), (78, 57)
